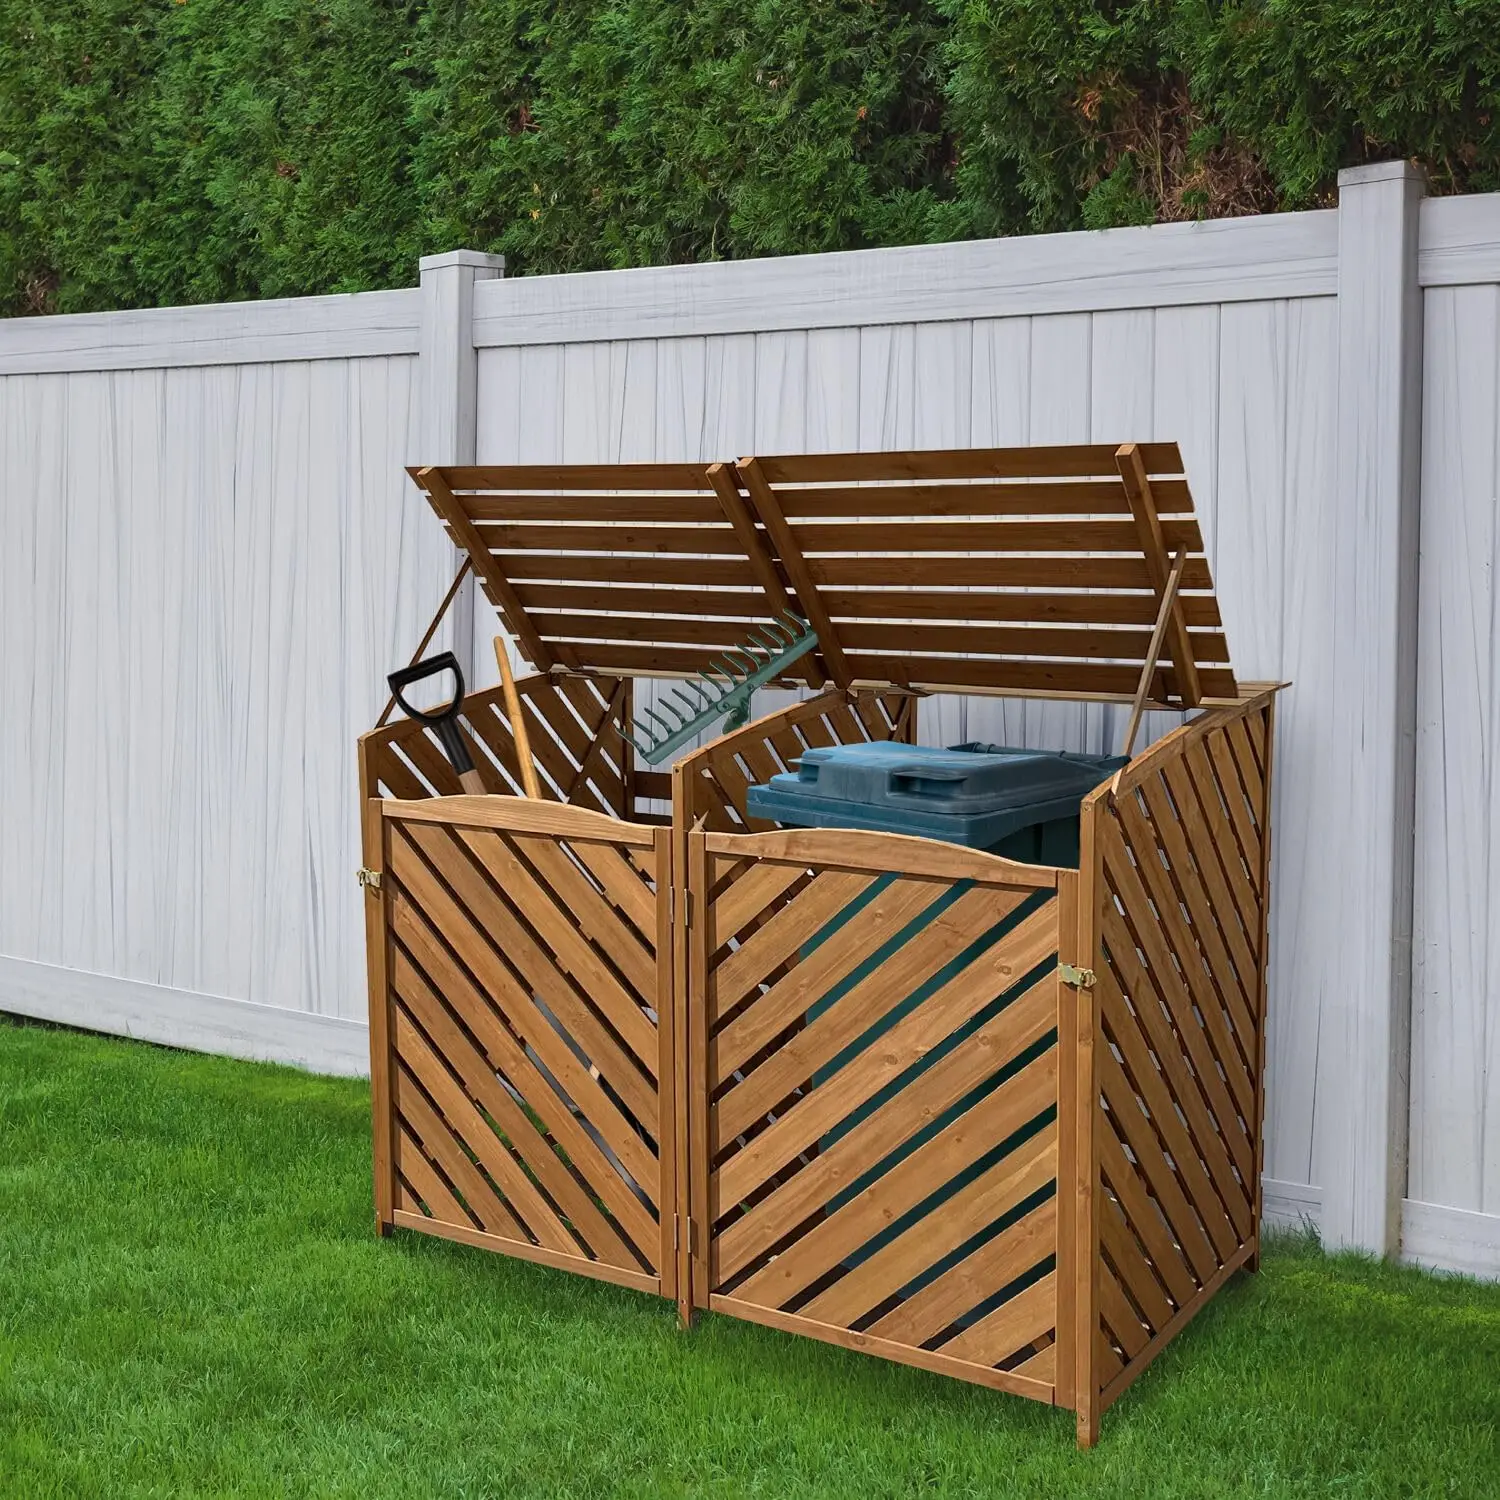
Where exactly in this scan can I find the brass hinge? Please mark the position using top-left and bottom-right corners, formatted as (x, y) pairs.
(357, 867), (383, 893)
(1059, 963), (1096, 989)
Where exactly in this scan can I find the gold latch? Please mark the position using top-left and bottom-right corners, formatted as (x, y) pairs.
(357, 867), (383, 892)
(1058, 964), (1096, 989)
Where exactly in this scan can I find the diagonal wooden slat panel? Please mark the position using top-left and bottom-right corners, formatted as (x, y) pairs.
(394, 1007), (583, 1257)
(717, 962), (1055, 1214)
(867, 1193), (1057, 1347)
(800, 1124), (1057, 1328)
(388, 881), (658, 1199)
(715, 899), (1056, 1149)
(713, 878), (1000, 1081)
(396, 1124), (472, 1229)
(396, 1065), (530, 1243)
(1100, 1191), (1174, 1335)
(1225, 718), (1265, 816)
(730, 1048), (1057, 1307)
(570, 837), (659, 941)
(710, 870), (878, 1019)
(715, 982), (1057, 1283)
(1099, 1264), (1151, 1360)
(1205, 732), (1261, 877)
(937, 1270), (1056, 1369)
(712, 860), (812, 943)
(1098, 1126), (1197, 1311)
(391, 820), (656, 1126)
(1181, 743), (1260, 933)
(393, 940), (657, 1258)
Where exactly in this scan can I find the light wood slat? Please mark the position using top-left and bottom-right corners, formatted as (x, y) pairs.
(1098, 1051), (1220, 1285)
(489, 553), (760, 587)
(1099, 1264), (1152, 1359)
(397, 723), (474, 797)
(770, 478), (1191, 518)
(818, 589), (1225, 629)
(515, 583), (773, 617)
(1100, 1192), (1174, 1335)
(1205, 729), (1262, 877)
(537, 613), (789, 648)
(1173, 748), (1262, 950)
(938, 1270), (1057, 1368)
(1096, 1328), (1126, 1387)
(1160, 757), (1261, 976)
(824, 700), (869, 745)
(716, 956), (1056, 1214)
(392, 938), (659, 1249)
(484, 523), (746, 555)
(396, 1176), (423, 1216)
(712, 859), (813, 944)
(393, 1007), (583, 1256)
(806, 556), (1212, 590)
(394, 986), (645, 1270)
(505, 831), (658, 1004)
(1012, 1341), (1057, 1384)
(1225, 717), (1265, 816)
(462, 703), (557, 802)
(802, 1127), (1058, 1328)
(416, 467), (557, 671)
(396, 1066), (530, 1243)
(751, 443), (1185, 483)
(709, 870), (877, 1020)
(452, 826), (659, 1077)
(843, 655), (1238, 702)
(389, 823), (658, 1131)
(368, 745), (433, 802)
(396, 1124), (473, 1229)
(1100, 905), (1254, 1194)
(388, 883), (659, 1198)
(787, 518), (1204, 555)
(728, 1049), (1057, 1305)
(712, 876), (960, 1080)
(1098, 1126), (1197, 1310)
(444, 462), (716, 490)
(706, 1293), (1055, 1403)
(1095, 969), (1242, 1263)
(518, 697), (594, 792)
(466, 493), (723, 522)
(1130, 777), (1259, 1069)
(715, 897), (1056, 1151)
(867, 1194), (1057, 1346)
(386, 791), (655, 847)
(570, 837), (659, 944)
(1100, 819), (1255, 1126)
(829, 621), (1228, 665)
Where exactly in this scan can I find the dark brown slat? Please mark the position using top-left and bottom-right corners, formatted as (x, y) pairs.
(848, 654), (1239, 700)
(487, 554), (760, 586)
(535, 613), (786, 647)
(396, 1124), (473, 1229)
(788, 519), (1204, 555)
(1098, 1128), (1198, 1311)
(482, 524), (746, 555)
(1099, 1263), (1153, 1358)
(443, 463), (715, 490)
(771, 478), (1193, 518)
(806, 556), (1212, 590)
(938, 1269), (1058, 1368)
(751, 443), (1185, 484)
(514, 583), (771, 617)
(834, 622), (1230, 665)
(817, 589), (1225, 629)
(466, 493), (724, 522)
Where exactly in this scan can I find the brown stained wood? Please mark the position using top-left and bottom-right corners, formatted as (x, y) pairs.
(376, 558), (473, 728)
(1098, 1127), (1197, 1310)
(571, 837), (658, 942)
(537, 613), (790, 649)
(715, 902), (1059, 1162)
(1116, 444), (1202, 706)
(392, 1210), (662, 1299)
(1100, 1191), (1175, 1336)
(687, 829), (713, 1311)
(819, 590), (1225, 629)
(739, 457), (853, 689)
(451, 826), (659, 1077)
(396, 1068), (531, 1244)
(831, 620), (1228, 665)
(800, 1127), (1058, 1329)
(938, 1270), (1058, 1369)
(388, 793), (655, 846)
(846, 656), (1225, 702)
(481, 523), (745, 555)
(702, 827), (1060, 889)
(364, 742), (431, 802)
(1098, 1264), (1152, 1360)
(1205, 730), (1263, 880)
(413, 466), (558, 671)
(707, 1293), (1056, 1403)
(1052, 867), (1079, 1410)
(1123, 550), (1189, 757)
(726, 1051), (1057, 1303)
(391, 934), (660, 1245)
(709, 870), (877, 1020)
(1175, 747), (1263, 950)
(1105, 803), (1256, 1124)
(492, 553), (762, 588)
(515, 583), (773, 618)
(867, 1195), (1059, 1347)
(1073, 791), (1104, 1439)
(396, 1124), (474, 1230)
(362, 799), (396, 1234)
(389, 821), (658, 1131)
(807, 555), (1205, 591)
(1250, 702), (1276, 1272)
(652, 827), (678, 1302)
(442, 462), (715, 491)
(711, 876), (959, 1079)
(707, 461), (824, 689)
(790, 518), (1204, 556)
(770, 478), (1192, 518)
(671, 775), (695, 1321)
(716, 957), (1056, 1215)
(467, 493), (724, 522)
(709, 858), (811, 944)
(393, 1007), (584, 1257)
(494, 638), (542, 799)
(751, 443), (1185, 484)
(1225, 717), (1266, 816)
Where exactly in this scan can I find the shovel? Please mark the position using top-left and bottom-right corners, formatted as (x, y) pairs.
(386, 651), (488, 795)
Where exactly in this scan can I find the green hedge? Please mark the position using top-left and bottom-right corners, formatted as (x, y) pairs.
(2, 0), (1496, 315)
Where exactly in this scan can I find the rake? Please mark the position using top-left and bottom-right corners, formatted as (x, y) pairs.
(623, 612), (819, 765)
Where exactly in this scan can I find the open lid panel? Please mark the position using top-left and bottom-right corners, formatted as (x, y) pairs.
(409, 442), (1236, 707)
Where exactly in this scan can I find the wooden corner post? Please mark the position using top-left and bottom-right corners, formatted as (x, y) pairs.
(360, 794), (397, 1236)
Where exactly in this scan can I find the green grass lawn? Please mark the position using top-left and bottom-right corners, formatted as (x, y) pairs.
(0, 1018), (1496, 1499)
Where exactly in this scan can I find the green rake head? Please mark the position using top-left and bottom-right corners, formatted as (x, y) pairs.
(624, 612), (819, 766)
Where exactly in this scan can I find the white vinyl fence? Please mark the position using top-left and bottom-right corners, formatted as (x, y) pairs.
(2, 163), (1497, 1279)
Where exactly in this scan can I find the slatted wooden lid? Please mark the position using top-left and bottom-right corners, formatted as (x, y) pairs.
(409, 441), (1235, 706)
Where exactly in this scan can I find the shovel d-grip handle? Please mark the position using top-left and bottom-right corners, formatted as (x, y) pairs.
(386, 651), (483, 790)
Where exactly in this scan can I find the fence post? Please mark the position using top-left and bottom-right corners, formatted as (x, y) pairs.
(1320, 162), (1426, 1255)
(416, 249), (505, 683)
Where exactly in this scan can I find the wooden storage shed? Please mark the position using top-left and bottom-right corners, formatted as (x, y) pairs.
(357, 444), (1278, 1446)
